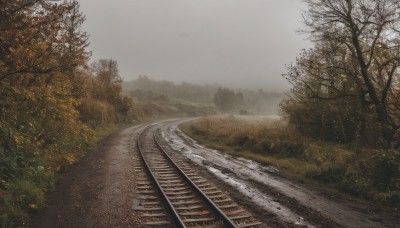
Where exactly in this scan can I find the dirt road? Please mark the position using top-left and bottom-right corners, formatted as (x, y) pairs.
(32, 120), (399, 227)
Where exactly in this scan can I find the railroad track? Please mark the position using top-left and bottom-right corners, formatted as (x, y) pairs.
(134, 124), (263, 227)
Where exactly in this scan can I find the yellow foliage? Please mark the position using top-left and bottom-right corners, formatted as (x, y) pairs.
(78, 98), (116, 128)
(66, 154), (77, 165)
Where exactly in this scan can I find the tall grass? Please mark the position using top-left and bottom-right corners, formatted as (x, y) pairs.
(180, 116), (400, 207)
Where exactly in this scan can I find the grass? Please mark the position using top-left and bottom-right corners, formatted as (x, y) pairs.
(179, 116), (325, 177)
(199, 139), (319, 177)
(180, 115), (400, 207)
(0, 169), (53, 228)
(90, 123), (134, 146)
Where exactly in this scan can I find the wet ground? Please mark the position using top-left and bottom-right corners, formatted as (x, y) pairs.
(31, 119), (399, 227)
(160, 119), (400, 228)
(31, 125), (144, 228)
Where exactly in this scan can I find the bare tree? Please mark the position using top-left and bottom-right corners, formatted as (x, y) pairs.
(285, 0), (400, 145)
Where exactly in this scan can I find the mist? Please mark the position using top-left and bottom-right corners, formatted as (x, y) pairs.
(79, 0), (311, 91)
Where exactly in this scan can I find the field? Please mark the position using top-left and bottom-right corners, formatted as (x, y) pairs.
(180, 116), (400, 207)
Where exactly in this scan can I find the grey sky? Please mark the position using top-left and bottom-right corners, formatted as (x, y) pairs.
(79, 0), (310, 91)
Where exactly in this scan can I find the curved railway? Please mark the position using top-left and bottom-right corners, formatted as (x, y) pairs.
(134, 124), (263, 227)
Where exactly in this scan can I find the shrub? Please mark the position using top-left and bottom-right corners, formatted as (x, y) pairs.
(229, 132), (253, 147)
(0, 167), (54, 227)
(373, 191), (400, 205)
(306, 164), (345, 184)
(338, 173), (372, 197)
(372, 150), (400, 190)
(78, 98), (116, 128)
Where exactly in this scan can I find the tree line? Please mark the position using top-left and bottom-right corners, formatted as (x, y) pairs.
(124, 75), (218, 103)
(0, 1), (133, 226)
(124, 76), (285, 115)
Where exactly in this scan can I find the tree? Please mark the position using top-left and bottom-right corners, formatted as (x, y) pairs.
(282, 0), (400, 146)
(0, 2), (136, 225)
(78, 59), (133, 127)
(213, 88), (244, 113)
(0, 0), (91, 158)
(0, 2), (93, 224)
(91, 59), (122, 102)
(61, 0), (91, 99)
(62, 0), (90, 67)
(0, 1), (86, 81)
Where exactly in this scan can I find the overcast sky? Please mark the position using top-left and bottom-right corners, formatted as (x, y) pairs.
(79, 0), (311, 91)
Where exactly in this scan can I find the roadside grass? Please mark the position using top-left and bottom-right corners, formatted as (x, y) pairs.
(180, 116), (400, 207)
(0, 122), (136, 227)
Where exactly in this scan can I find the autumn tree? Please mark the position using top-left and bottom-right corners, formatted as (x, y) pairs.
(61, 0), (91, 99)
(0, 1), (92, 224)
(0, 0), (90, 171)
(0, 1), (137, 226)
(91, 59), (133, 115)
(282, 0), (400, 147)
(78, 59), (133, 127)
(0, 1), (85, 80)
(62, 0), (90, 65)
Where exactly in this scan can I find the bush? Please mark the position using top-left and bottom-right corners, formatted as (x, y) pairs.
(306, 164), (345, 184)
(373, 191), (400, 205)
(229, 132), (253, 147)
(338, 173), (372, 197)
(0, 167), (54, 227)
(78, 98), (116, 128)
(253, 139), (304, 157)
(372, 150), (400, 190)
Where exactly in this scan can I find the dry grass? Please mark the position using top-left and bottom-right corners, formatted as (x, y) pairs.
(180, 116), (400, 206)
(181, 115), (329, 176)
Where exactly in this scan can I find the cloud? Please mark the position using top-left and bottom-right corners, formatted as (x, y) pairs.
(79, 0), (311, 90)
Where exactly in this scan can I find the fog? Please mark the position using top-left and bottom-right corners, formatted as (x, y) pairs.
(79, 0), (311, 91)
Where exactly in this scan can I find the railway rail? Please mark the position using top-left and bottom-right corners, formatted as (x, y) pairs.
(134, 124), (263, 227)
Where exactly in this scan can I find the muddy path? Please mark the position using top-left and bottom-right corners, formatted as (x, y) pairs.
(160, 119), (400, 228)
(31, 119), (399, 227)
(31, 125), (146, 228)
